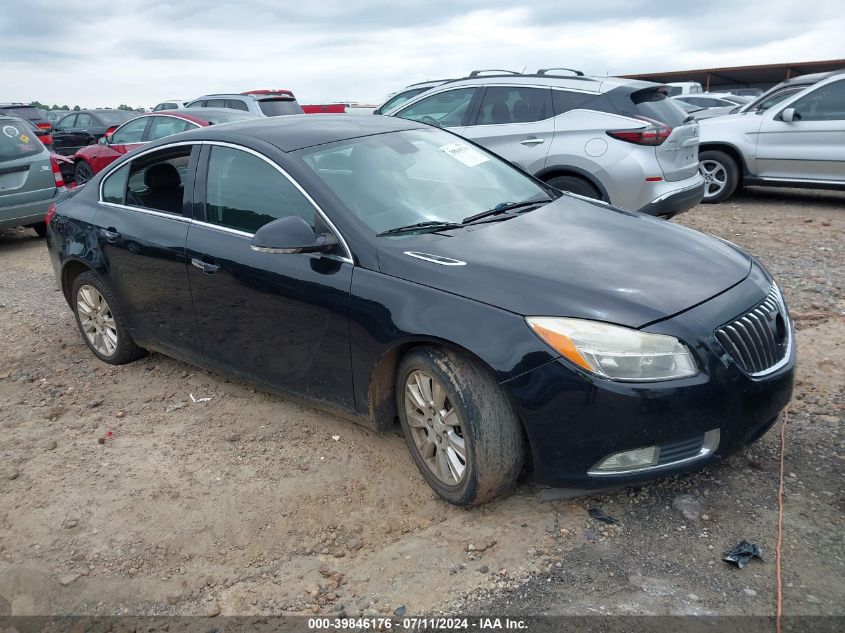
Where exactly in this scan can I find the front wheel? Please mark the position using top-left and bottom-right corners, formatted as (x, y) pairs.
(74, 160), (94, 185)
(396, 347), (525, 506)
(699, 150), (739, 203)
(71, 271), (146, 365)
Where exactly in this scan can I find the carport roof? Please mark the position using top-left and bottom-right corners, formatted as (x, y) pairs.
(622, 59), (845, 90)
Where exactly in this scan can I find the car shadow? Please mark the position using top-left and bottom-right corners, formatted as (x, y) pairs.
(731, 186), (845, 210)
(0, 227), (44, 249)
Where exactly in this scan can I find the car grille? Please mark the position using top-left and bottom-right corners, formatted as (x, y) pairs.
(715, 286), (789, 375)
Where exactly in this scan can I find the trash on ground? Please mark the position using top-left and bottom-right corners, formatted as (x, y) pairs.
(97, 430), (114, 445)
(588, 506), (617, 524)
(723, 540), (763, 568)
(190, 393), (212, 403)
(331, 435), (341, 441)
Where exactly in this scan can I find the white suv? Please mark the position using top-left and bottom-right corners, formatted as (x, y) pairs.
(383, 69), (704, 218)
(698, 72), (845, 202)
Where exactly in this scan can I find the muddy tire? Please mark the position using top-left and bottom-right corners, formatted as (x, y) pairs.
(71, 271), (146, 365)
(396, 346), (525, 506)
(546, 174), (601, 200)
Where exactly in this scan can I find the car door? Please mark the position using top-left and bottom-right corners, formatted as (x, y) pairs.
(186, 143), (355, 409)
(87, 116), (150, 172)
(51, 114), (77, 155)
(755, 79), (845, 181)
(393, 87), (479, 135)
(67, 113), (95, 154)
(460, 85), (554, 173)
(94, 143), (201, 359)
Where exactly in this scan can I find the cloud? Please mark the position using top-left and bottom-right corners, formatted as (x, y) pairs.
(1, 0), (843, 108)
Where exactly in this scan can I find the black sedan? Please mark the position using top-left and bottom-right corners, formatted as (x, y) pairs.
(46, 115), (794, 506)
(51, 109), (137, 156)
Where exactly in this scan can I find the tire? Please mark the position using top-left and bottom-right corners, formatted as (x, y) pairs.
(545, 174), (601, 200)
(74, 160), (94, 185)
(71, 271), (146, 365)
(699, 150), (739, 203)
(396, 346), (525, 506)
(31, 222), (47, 238)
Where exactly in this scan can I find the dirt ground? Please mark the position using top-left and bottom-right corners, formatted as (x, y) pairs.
(0, 187), (842, 619)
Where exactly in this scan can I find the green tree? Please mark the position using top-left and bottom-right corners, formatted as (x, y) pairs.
(72, 105), (81, 111)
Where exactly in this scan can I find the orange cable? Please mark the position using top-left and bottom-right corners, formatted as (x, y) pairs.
(775, 410), (788, 633)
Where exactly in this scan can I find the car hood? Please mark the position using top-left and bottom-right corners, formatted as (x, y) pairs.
(376, 196), (752, 328)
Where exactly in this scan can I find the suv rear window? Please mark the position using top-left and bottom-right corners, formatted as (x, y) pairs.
(625, 89), (686, 127)
(258, 98), (303, 116)
(1, 106), (46, 120)
(0, 119), (43, 162)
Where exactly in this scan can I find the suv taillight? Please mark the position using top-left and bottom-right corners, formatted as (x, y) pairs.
(50, 156), (65, 188)
(45, 203), (57, 226)
(607, 117), (672, 146)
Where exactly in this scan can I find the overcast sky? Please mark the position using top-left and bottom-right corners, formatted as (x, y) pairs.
(3, 0), (844, 108)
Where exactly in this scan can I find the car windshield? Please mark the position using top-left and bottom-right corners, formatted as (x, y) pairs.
(742, 87), (804, 112)
(297, 128), (550, 236)
(0, 119), (43, 162)
(258, 98), (304, 116)
(378, 87), (429, 113)
(97, 111), (137, 124)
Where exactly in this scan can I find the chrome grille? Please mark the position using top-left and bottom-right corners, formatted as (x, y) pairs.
(715, 286), (789, 375)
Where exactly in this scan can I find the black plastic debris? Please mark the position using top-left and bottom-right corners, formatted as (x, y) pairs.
(588, 506), (617, 525)
(723, 540), (763, 568)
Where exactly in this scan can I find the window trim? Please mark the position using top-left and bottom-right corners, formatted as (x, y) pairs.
(98, 139), (353, 264)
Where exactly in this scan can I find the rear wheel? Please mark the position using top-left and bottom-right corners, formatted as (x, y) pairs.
(74, 160), (94, 185)
(396, 346), (525, 506)
(71, 271), (146, 365)
(545, 174), (601, 200)
(699, 150), (739, 203)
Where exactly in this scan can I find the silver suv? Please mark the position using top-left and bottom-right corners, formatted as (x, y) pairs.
(698, 72), (845, 202)
(186, 91), (304, 117)
(383, 69), (704, 217)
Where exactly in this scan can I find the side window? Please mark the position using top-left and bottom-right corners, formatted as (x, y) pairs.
(204, 146), (315, 233)
(226, 99), (249, 111)
(147, 117), (195, 141)
(101, 164), (129, 205)
(57, 115), (76, 130)
(788, 81), (845, 121)
(475, 87), (551, 125)
(396, 88), (476, 128)
(188, 100), (206, 108)
(111, 117), (149, 144)
(125, 146), (193, 215)
(206, 99), (227, 108)
(552, 89), (596, 116)
(75, 113), (93, 128)
(378, 87), (427, 113)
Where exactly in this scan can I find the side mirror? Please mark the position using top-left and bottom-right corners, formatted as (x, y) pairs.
(250, 216), (338, 254)
(781, 107), (797, 122)
(98, 136), (108, 145)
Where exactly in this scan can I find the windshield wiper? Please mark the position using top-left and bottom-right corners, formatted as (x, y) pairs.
(377, 221), (464, 237)
(462, 198), (551, 225)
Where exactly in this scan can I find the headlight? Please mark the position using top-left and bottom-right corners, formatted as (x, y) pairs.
(526, 317), (698, 381)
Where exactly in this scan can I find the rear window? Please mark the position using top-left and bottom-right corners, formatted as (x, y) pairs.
(258, 98), (303, 116)
(625, 89), (686, 126)
(1, 106), (46, 121)
(0, 120), (44, 162)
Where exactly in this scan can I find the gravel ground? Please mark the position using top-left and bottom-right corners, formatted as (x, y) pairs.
(0, 186), (842, 619)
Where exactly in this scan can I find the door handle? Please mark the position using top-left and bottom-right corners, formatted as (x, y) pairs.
(520, 137), (545, 146)
(191, 258), (220, 274)
(99, 228), (121, 242)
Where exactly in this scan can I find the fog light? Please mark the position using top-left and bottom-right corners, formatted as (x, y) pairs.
(592, 446), (659, 472)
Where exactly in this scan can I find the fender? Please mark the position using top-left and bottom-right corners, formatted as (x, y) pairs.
(534, 164), (610, 202)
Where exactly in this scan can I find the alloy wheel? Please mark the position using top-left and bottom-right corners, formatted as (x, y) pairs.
(75, 162), (94, 185)
(699, 159), (728, 198)
(76, 284), (118, 356)
(404, 370), (467, 485)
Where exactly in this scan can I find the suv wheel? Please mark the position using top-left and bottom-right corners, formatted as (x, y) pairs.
(545, 175), (601, 200)
(396, 346), (525, 506)
(699, 150), (739, 203)
(71, 271), (146, 364)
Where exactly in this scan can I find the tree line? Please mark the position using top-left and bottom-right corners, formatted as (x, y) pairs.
(29, 101), (145, 112)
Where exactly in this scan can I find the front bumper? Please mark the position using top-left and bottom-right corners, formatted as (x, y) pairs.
(503, 268), (794, 488)
(639, 178), (705, 218)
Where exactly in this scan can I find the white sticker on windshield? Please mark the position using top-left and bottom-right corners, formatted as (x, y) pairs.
(439, 142), (489, 167)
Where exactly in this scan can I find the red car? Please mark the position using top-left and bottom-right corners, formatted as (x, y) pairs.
(70, 108), (259, 184)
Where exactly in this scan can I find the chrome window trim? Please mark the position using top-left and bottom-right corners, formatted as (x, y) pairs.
(98, 201), (191, 222)
(97, 139), (354, 264)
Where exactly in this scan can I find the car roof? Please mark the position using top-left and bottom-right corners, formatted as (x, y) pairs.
(409, 72), (650, 94)
(171, 113), (427, 152)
